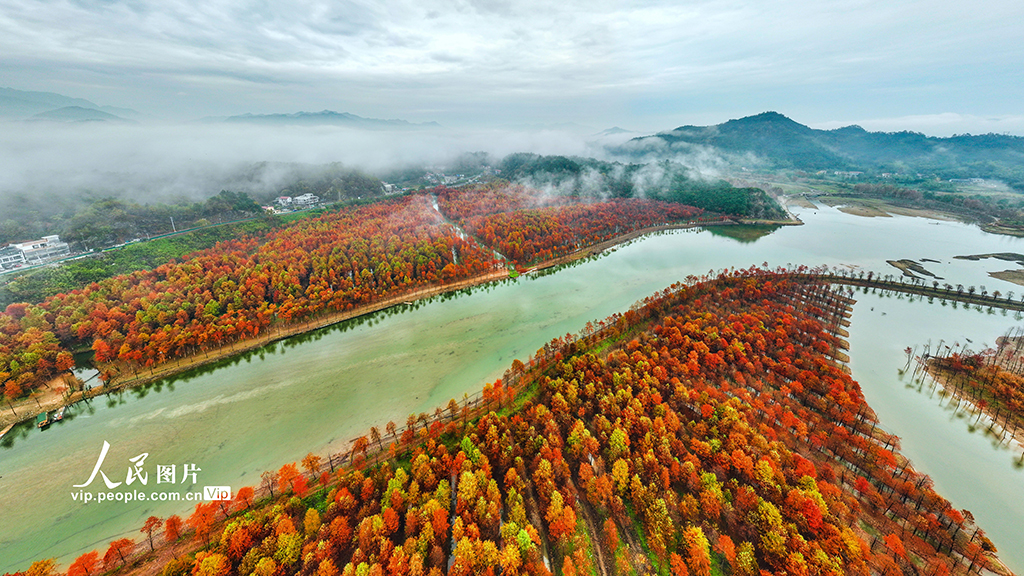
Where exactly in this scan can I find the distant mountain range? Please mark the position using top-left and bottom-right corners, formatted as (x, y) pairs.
(221, 110), (440, 129)
(617, 111), (1024, 174)
(2, 88), (440, 128)
(0, 87), (139, 122)
(31, 106), (134, 123)
(595, 126), (634, 136)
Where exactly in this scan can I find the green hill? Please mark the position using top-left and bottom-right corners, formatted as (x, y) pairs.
(617, 112), (1024, 189)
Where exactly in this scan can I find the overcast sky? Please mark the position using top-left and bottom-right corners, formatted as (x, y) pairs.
(1, 0), (1022, 135)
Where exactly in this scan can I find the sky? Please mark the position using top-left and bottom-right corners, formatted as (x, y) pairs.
(2, 0), (1023, 135)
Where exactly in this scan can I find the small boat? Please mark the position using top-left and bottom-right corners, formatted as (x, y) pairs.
(0, 423), (13, 440)
(36, 412), (51, 429)
(53, 406), (66, 422)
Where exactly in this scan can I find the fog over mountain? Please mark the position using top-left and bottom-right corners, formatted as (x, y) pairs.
(0, 119), (623, 204)
(3, 64), (1023, 240)
(618, 112), (1024, 169)
(6, 107), (1024, 214)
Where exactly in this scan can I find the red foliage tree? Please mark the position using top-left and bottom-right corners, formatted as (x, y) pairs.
(67, 551), (99, 576)
(102, 538), (134, 568)
(140, 516), (162, 551)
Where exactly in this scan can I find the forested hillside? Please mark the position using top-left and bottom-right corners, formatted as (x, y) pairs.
(0, 191), (265, 249)
(615, 112), (1024, 190)
(0, 164), (382, 248)
(496, 155), (786, 220)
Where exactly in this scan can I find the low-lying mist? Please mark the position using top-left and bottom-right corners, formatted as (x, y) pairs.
(0, 119), (754, 250)
(0, 121), (630, 203)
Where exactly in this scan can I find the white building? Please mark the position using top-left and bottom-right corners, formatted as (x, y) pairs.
(12, 235), (70, 264)
(293, 193), (320, 206)
(0, 245), (26, 269)
(275, 196), (293, 207)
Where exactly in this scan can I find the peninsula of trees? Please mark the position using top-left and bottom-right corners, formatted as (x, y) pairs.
(1, 185), (716, 406)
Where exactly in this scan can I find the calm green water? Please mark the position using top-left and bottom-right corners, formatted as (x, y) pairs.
(846, 291), (1024, 571)
(1, 204), (1023, 572)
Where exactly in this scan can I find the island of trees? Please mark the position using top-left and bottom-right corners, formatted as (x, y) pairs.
(922, 331), (1024, 450)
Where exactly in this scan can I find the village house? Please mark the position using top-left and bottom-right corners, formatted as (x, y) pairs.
(0, 235), (71, 269)
(292, 193), (320, 206)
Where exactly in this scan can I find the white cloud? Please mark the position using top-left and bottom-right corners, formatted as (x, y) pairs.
(0, 120), (606, 200)
(813, 113), (1024, 137)
(0, 0), (1021, 132)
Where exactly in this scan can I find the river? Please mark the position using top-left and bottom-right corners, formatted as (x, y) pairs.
(1, 203), (1023, 572)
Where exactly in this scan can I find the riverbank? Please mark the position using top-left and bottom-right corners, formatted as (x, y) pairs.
(103, 221), (764, 382)
(0, 374), (75, 433)
(784, 192), (1007, 234)
(981, 221), (1024, 238)
(0, 269), (511, 430)
(814, 195), (963, 222)
(988, 269), (1024, 287)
